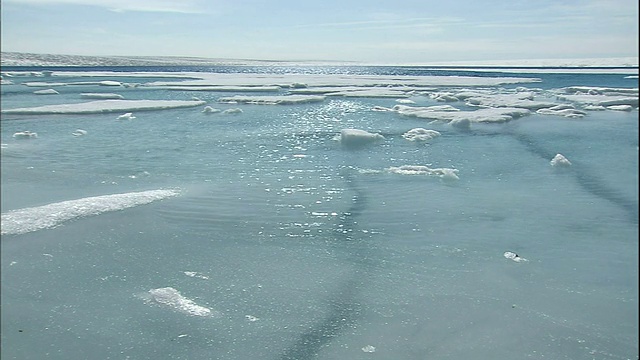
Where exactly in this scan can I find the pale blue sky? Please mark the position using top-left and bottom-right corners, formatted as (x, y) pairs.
(1, 0), (638, 64)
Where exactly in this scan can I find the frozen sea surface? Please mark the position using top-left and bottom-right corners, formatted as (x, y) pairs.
(1, 64), (638, 360)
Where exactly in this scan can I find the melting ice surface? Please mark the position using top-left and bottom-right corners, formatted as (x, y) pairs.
(1, 58), (638, 360)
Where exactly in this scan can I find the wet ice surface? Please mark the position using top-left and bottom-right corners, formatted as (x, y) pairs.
(1, 65), (638, 360)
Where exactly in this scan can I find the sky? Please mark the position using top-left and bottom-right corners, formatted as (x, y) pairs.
(1, 0), (638, 64)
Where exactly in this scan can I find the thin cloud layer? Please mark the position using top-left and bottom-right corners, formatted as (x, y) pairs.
(3, 0), (205, 13)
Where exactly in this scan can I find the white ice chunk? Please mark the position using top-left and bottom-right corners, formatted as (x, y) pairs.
(34, 88), (59, 95)
(12, 131), (38, 139)
(371, 105), (394, 112)
(99, 80), (122, 86)
(394, 105), (529, 123)
(550, 153), (572, 167)
(117, 112), (136, 120)
(1, 100), (207, 115)
(387, 165), (459, 181)
(80, 93), (124, 99)
(606, 105), (634, 111)
(555, 94), (638, 107)
(72, 129), (87, 136)
(402, 128), (441, 142)
(340, 129), (384, 147)
(536, 107), (587, 118)
(362, 345), (376, 353)
(450, 118), (471, 130)
(217, 95), (325, 105)
(222, 108), (243, 115)
(184, 271), (209, 280)
(464, 93), (556, 110)
(146, 287), (215, 317)
(202, 106), (221, 114)
(504, 251), (528, 262)
(1, 189), (179, 235)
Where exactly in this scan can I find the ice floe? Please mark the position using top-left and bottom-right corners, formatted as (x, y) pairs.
(536, 104), (587, 118)
(550, 154), (572, 167)
(0, 189), (179, 235)
(387, 165), (460, 181)
(402, 128), (441, 142)
(72, 129), (87, 136)
(362, 345), (376, 353)
(339, 129), (385, 148)
(117, 112), (136, 120)
(202, 106), (221, 114)
(80, 93), (124, 99)
(606, 105), (634, 111)
(34, 89), (59, 95)
(184, 271), (209, 280)
(145, 287), (216, 317)
(154, 85), (282, 92)
(464, 92), (556, 110)
(393, 104), (530, 123)
(504, 251), (528, 262)
(12, 131), (38, 139)
(556, 93), (638, 106)
(222, 108), (243, 115)
(217, 95), (325, 105)
(1, 99), (207, 115)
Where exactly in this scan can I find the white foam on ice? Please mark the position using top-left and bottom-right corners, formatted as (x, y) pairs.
(144, 287), (217, 317)
(402, 128), (441, 142)
(1, 100), (207, 115)
(80, 93), (124, 100)
(1, 189), (180, 235)
(217, 95), (325, 105)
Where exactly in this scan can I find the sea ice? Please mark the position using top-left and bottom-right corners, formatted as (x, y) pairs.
(71, 129), (87, 136)
(394, 105), (530, 123)
(12, 131), (38, 139)
(117, 112), (136, 120)
(362, 345), (376, 353)
(606, 105), (634, 111)
(202, 106), (221, 113)
(339, 129), (384, 148)
(1, 99), (207, 115)
(222, 108), (243, 115)
(34, 89), (59, 95)
(0, 189), (180, 235)
(550, 154), (572, 167)
(504, 251), (528, 262)
(402, 128), (441, 142)
(387, 165), (460, 181)
(146, 287), (215, 317)
(80, 93), (124, 99)
(217, 95), (325, 105)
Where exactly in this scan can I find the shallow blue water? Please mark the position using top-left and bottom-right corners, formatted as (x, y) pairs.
(1, 67), (638, 360)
